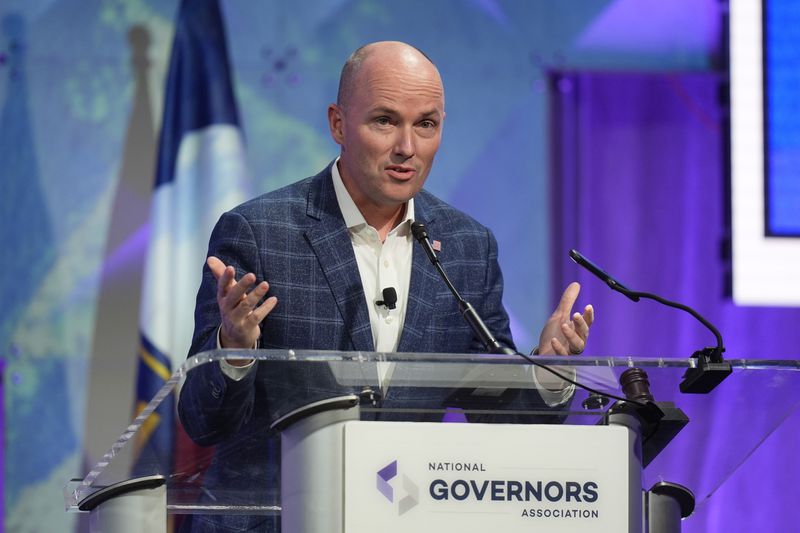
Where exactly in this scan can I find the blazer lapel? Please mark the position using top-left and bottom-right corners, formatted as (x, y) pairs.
(397, 196), (438, 352)
(304, 166), (374, 352)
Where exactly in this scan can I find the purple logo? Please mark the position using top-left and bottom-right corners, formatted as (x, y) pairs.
(377, 460), (397, 502)
(376, 460), (419, 515)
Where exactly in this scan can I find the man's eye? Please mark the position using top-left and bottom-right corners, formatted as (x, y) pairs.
(419, 120), (437, 129)
(375, 116), (391, 125)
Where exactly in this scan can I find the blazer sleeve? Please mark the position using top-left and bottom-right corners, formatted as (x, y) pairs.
(179, 210), (263, 446)
(473, 226), (516, 353)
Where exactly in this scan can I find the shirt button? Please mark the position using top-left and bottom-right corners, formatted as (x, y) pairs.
(386, 316), (393, 324)
(383, 260), (389, 268)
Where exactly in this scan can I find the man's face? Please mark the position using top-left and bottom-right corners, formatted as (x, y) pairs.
(329, 51), (445, 215)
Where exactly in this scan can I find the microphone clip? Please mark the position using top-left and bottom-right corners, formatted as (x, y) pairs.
(679, 347), (732, 394)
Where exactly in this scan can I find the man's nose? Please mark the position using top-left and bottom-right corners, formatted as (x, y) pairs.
(393, 127), (415, 158)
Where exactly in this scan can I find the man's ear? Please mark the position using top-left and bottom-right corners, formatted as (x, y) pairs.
(327, 104), (345, 145)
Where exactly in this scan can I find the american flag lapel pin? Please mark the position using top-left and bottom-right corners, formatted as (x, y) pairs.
(432, 240), (442, 252)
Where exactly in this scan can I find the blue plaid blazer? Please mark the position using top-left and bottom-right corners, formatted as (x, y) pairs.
(187, 163), (513, 358)
(177, 163), (518, 531)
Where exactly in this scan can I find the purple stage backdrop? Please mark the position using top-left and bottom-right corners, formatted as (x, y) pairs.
(550, 72), (800, 531)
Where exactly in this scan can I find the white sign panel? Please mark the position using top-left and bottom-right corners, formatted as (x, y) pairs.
(343, 421), (629, 533)
(730, 0), (800, 305)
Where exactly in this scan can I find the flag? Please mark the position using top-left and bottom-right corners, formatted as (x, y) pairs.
(134, 0), (251, 474)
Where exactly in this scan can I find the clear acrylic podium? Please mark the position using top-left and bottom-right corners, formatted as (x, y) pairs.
(64, 350), (800, 532)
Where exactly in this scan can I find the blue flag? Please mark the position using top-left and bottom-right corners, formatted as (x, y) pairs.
(134, 0), (251, 472)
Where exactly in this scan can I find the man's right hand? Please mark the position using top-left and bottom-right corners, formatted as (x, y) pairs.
(208, 256), (278, 351)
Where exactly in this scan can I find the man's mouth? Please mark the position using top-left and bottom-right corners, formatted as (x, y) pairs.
(386, 165), (416, 180)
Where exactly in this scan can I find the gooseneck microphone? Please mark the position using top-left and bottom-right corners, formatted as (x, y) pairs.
(569, 249), (731, 393)
(410, 221), (516, 356)
(568, 249), (639, 302)
(376, 287), (398, 310)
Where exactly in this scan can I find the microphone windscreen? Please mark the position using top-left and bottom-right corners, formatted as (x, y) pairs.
(410, 221), (428, 241)
(382, 287), (398, 309)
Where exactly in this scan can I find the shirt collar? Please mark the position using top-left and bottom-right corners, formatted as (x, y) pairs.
(331, 157), (415, 234)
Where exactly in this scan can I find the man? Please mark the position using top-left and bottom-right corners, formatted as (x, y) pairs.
(178, 41), (593, 532)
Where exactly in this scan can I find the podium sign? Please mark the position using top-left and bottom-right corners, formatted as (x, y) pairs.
(343, 422), (630, 532)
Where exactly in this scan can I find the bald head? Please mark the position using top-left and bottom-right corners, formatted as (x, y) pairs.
(326, 41), (445, 230)
(336, 41), (442, 110)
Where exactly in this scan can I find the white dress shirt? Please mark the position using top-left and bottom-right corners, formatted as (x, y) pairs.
(330, 159), (413, 353)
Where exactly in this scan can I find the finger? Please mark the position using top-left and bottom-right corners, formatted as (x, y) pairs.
(247, 295), (279, 327)
(550, 337), (570, 356)
(561, 323), (585, 354)
(571, 312), (590, 340)
(207, 256), (227, 280)
(233, 280), (275, 328)
(227, 278), (266, 322)
(583, 304), (595, 328)
(221, 273), (257, 313)
(238, 281), (270, 318)
(216, 265), (237, 303)
(552, 282), (580, 317)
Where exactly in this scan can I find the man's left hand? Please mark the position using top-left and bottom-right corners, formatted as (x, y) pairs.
(537, 282), (594, 356)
